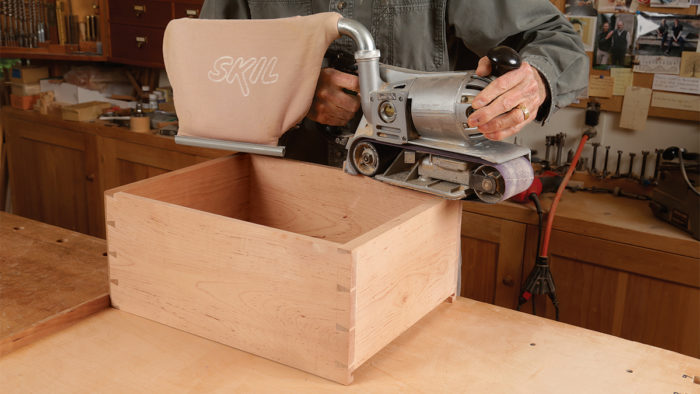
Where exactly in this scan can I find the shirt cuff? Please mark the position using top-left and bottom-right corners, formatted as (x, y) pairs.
(522, 54), (558, 124)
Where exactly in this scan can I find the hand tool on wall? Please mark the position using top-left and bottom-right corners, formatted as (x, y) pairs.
(602, 145), (610, 177)
(55, 0), (64, 44)
(653, 148), (663, 181)
(0, 0), (6, 46)
(47, 0), (58, 43)
(31, 0), (37, 47)
(640, 150), (650, 181)
(627, 152), (636, 178)
(614, 150), (622, 177)
(18, 0), (25, 47)
(84, 14), (90, 40)
(555, 133), (566, 167)
(544, 136), (553, 166)
(590, 142), (600, 174)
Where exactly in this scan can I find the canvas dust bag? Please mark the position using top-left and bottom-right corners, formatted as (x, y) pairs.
(163, 13), (342, 145)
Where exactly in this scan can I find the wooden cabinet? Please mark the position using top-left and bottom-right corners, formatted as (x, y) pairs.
(4, 115), (101, 235)
(460, 192), (700, 358)
(459, 211), (525, 309)
(522, 225), (700, 357)
(107, 0), (204, 67)
(1, 107), (228, 238)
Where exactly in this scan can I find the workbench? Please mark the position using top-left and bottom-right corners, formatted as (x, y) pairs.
(1, 212), (699, 392)
(460, 188), (700, 358)
(0, 212), (108, 356)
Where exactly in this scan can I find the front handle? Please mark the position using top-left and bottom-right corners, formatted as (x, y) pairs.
(487, 46), (521, 77)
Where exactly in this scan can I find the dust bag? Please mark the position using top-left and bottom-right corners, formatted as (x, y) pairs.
(163, 13), (342, 145)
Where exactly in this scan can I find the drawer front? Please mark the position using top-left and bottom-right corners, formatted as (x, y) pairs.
(109, 24), (165, 65)
(173, 2), (203, 19)
(109, 0), (172, 28)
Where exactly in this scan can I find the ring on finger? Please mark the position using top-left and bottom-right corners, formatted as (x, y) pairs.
(517, 104), (530, 121)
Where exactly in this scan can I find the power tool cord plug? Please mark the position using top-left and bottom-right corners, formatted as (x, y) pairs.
(516, 134), (588, 321)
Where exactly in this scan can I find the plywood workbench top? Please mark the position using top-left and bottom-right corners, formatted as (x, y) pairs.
(0, 212), (109, 356)
(1, 299), (699, 393)
(463, 189), (699, 259)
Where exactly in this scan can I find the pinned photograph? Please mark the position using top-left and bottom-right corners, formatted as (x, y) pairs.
(595, 13), (636, 68)
(568, 16), (598, 51)
(636, 13), (700, 57)
(565, 0), (598, 16)
(649, 0), (692, 8)
(597, 0), (635, 12)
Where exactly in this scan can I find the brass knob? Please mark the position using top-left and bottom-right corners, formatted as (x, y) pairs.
(502, 275), (515, 287)
(186, 9), (199, 17)
(136, 36), (147, 48)
(133, 4), (146, 16)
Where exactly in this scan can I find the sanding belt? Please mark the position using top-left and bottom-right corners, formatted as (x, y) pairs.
(163, 12), (342, 145)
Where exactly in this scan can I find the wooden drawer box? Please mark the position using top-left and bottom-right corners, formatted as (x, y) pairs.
(109, 24), (165, 65)
(109, 0), (172, 28)
(105, 154), (461, 384)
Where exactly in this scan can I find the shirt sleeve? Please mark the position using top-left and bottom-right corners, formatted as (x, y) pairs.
(448, 0), (589, 123)
(200, 0), (251, 19)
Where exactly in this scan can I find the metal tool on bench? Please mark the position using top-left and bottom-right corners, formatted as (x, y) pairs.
(176, 17), (533, 203)
(649, 147), (699, 240)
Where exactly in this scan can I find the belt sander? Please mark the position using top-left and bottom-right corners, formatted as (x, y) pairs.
(164, 14), (533, 203)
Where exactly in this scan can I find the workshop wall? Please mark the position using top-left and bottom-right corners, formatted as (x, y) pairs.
(514, 107), (700, 176)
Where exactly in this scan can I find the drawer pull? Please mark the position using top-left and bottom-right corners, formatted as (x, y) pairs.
(186, 9), (199, 17)
(502, 275), (515, 287)
(136, 36), (148, 48)
(133, 4), (146, 16)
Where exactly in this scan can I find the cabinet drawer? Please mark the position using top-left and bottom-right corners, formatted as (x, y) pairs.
(174, 2), (202, 19)
(109, 24), (165, 65)
(109, 0), (172, 28)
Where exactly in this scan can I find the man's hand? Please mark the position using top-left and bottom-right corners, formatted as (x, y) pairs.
(307, 68), (361, 126)
(467, 57), (548, 140)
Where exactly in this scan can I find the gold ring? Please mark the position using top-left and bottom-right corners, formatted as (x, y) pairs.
(518, 104), (530, 121)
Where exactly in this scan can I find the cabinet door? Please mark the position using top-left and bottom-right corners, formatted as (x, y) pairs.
(522, 226), (700, 358)
(98, 137), (212, 188)
(95, 137), (215, 236)
(5, 117), (101, 235)
(460, 211), (526, 309)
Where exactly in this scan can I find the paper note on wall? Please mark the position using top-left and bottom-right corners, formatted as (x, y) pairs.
(589, 75), (614, 98)
(611, 68), (633, 96)
(679, 52), (700, 77)
(633, 56), (680, 74)
(619, 87), (652, 131)
(651, 91), (700, 112)
(652, 74), (700, 95)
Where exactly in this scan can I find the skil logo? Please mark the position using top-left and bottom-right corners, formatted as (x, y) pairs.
(207, 56), (279, 97)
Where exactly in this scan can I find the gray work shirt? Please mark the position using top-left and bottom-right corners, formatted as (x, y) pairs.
(199, 0), (588, 165)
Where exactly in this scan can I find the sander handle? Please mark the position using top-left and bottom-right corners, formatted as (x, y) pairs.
(487, 46), (522, 77)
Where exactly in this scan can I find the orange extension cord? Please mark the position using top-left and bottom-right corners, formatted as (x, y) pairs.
(539, 134), (590, 257)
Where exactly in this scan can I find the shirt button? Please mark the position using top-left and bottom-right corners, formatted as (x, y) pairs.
(337, 1), (346, 11)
